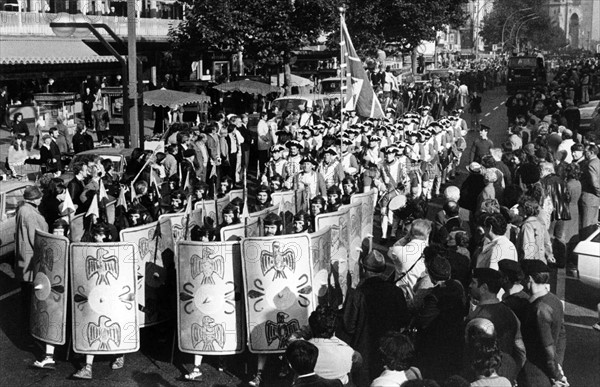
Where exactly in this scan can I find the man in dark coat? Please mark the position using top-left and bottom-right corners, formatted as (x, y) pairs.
(459, 162), (486, 213)
(338, 250), (409, 382)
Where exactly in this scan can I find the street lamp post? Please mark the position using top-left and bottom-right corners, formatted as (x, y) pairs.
(506, 13), (537, 53)
(501, 7), (533, 53)
(50, 7), (143, 149)
(515, 16), (540, 52)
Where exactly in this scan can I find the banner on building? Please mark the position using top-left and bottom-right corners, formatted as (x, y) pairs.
(176, 241), (245, 355)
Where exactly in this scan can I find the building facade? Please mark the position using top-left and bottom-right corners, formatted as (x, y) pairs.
(546, 0), (600, 51)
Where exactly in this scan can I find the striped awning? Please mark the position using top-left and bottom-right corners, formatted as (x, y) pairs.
(0, 37), (118, 65)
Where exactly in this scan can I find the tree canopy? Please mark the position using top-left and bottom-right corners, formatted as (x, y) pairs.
(170, 0), (334, 66)
(479, 0), (567, 52)
(338, 0), (467, 57)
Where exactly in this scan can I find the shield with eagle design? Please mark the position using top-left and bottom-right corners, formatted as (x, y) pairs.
(340, 202), (363, 289)
(120, 221), (173, 327)
(176, 241), (245, 355)
(70, 242), (139, 354)
(271, 190), (298, 234)
(350, 188), (376, 242)
(220, 217), (260, 241)
(308, 227), (332, 304)
(30, 230), (69, 345)
(194, 197), (231, 227)
(242, 234), (314, 353)
(315, 207), (351, 297)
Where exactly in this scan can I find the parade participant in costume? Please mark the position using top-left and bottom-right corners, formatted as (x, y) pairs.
(191, 181), (209, 205)
(252, 185), (272, 212)
(169, 190), (186, 213)
(362, 135), (383, 166)
(340, 137), (360, 178)
(292, 211), (311, 234)
(418, 129), (438, 200)
(283, 140), (304, 189)
(295, 157), (326, 200)
(189, 225), (217, 242)
(300, 127), (316, 156)
(419, 106), (434, 129)
(269, 174), (285, 193)
(217, 176), (233, 199)
(73, 223), (126, 379)
(326, 186), (343, 213)
(261, 144), (287, 185)
(318, 148), (345, 189)
(309, 196), (326, 233)
(341, 177), (358, 205)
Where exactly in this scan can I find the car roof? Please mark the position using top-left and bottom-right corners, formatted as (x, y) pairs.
(0, 180), (33, 193)
(321, 77), (340, 82)
(273, 94), (331, 101)
(73, 148), (134, 157)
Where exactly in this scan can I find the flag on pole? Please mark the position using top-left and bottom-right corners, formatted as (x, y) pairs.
(209, 164), (217, 179)
(98, 179), (109, 205)
(183, 170), (192, 192)
(60, 189), (76, 215)
(116, 186), (128, 212)
(240, 168), (249, 220)
(130, 181), (137, 203)
(184, 194), (193, 240)
(149, 169), (162, 198)
(341, 18), (385, 119)
(86, 194), (100, 218)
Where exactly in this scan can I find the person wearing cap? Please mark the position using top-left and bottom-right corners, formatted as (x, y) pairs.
(413, 249), (466, 382)
(292, 211), (310, 234)
(497, 259), (529, 324)
(251, 185), (272, 212)
(318, 148), (344, 189)
(339, 137), (359, 177)
(339, 250), (409, 382)
(283, 140), (304, 189)
(470, 125), (494, 163)
(520, 260), (568, 387)
(459, 162), (486, 213)
(295, 156), (326, 200)
(261, 144), (286, 186)
(467, 268), (526, 371)
(325, 186), (342, 213)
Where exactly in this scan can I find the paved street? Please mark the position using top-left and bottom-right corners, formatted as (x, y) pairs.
(1, 88), (599, 386)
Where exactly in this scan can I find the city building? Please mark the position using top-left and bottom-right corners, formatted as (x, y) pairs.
(545, 0), (600, 51)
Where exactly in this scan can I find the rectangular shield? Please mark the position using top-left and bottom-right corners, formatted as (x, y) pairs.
(176, 241), (245, 355)
(70, 213), (85, 242)
(308, 227), (332, 305)
(120, 221), (174, 327)
(157, 209), (204, 261)
(241, 234), (314, 353)
(30, 230), (70, 345)
(315, 208), (351, 297)
(220, 217), (261, 241)
(70, 242), (139, 354)
(248, 204), (279, 222)
(340, 202), (362, 289)
(228, 189), (244, 202)
(350, 189), (376, 242)
(272, 191), (297, 234)
(194, 197), (230, 227)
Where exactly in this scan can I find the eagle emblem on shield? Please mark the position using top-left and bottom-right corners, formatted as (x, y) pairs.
(86, 248), (119, 285)
(265, 312), (300, 349)
(190, 247), (225, 284)
(260, 242), (296, 280)
(191, 316), (225, 351)
(87, 315), (121, 351)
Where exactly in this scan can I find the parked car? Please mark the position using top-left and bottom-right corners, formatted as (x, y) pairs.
(270, 94), (333, 116)
(573, 224), (600, 289)
(0, 180), (33, 265)
(580, 100), (600, 134)
(61, 147), (134, 183)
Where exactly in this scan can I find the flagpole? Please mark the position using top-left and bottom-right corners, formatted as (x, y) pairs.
(339, 5), (346, 138)
(213, 181), (219, 226)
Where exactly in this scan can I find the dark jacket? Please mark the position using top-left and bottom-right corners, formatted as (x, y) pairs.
(293, 374), (343, 387)
(338, 276), (409, 381)
(540, 173), (571, 221)
(72, 132), (94, 154)
(459, 173), (486, 212)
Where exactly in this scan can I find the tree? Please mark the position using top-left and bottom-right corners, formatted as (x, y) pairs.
(479, 0), (567, 52)
(170, 0), (335, 94)
(335, 0), (467, 57)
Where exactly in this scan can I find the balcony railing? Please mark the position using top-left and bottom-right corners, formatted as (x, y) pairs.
(0, 11), (180, 40)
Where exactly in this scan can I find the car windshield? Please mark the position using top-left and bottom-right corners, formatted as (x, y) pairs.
(4, 186), (28, 219)
(509, 57), (538, 67)
(71, 154), (123, 173)
(271, 98), (325, 113)
(321, 80), (340, 94)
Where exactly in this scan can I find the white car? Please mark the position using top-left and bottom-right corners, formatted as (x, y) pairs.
(573, 224), (600, 288)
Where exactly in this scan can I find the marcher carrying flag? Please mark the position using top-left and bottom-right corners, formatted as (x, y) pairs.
(340, 16), (385, 119)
